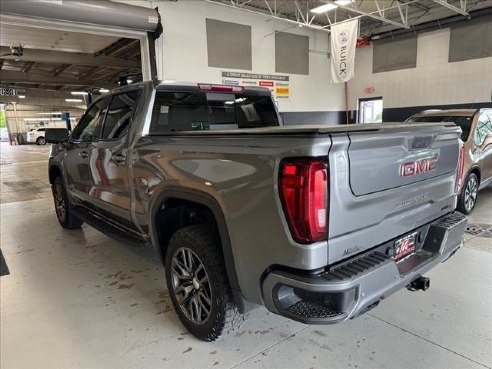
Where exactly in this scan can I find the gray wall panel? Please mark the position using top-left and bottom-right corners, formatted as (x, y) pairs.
(206, 19), (252, 70)
(449, 15), (492, 62)
(275, 32), (309, 75)
(373, 36), (417, 73)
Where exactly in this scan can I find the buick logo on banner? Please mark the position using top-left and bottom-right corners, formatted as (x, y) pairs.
(330, 19), (359, 83)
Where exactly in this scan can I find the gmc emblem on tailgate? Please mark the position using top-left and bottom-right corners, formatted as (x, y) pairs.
(400, 155), (438, 177)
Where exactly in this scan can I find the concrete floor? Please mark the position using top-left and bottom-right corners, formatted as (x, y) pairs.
(1, 142), (491, 369)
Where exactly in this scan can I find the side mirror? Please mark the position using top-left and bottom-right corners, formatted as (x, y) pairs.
(45, 128), (69, 143)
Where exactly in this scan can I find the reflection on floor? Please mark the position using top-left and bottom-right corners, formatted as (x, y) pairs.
(1, 142), (491, 369)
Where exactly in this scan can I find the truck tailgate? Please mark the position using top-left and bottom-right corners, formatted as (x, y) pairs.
(327, 123), (461, 265)
(348, 126), (458, 195)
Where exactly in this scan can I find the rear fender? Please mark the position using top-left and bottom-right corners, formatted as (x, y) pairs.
(149, 186), (247, 311)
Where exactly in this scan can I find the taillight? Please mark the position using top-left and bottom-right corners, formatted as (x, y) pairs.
(279, 159), (328, 244)
(456, 143), (465, 192)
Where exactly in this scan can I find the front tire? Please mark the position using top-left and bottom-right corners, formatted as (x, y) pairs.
(52, 176), (84, 229)
(165, 224), (244, 341)
(457, 173), (479, 215)
(36, 137), (46, 145)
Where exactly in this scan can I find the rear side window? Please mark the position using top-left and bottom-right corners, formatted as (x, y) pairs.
(407, 115), (473, 141)
(474, 113), (492, 146)
(102, 91), (140, 140)
(150, 91), (279, 133)
(71, 98), (109, 142)
(38, 128), (46, 132)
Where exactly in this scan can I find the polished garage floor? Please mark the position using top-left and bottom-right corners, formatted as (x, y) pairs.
(1, 142), (491, 369)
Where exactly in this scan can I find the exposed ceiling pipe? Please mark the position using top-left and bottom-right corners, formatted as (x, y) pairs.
(371, 8), (492, 40)
(205, 0), (331, 33)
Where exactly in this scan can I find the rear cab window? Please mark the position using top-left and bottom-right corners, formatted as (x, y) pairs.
(150, 89), (279, 133)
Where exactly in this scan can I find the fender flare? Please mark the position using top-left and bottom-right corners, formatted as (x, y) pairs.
(149, 186), (243, 305)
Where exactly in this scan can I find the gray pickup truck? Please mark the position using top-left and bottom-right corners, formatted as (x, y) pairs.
(46, 81), (467, 341)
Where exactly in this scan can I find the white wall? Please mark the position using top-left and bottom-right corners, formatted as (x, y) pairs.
(348, 27), (492, 111)
(153, 0), (345, 113)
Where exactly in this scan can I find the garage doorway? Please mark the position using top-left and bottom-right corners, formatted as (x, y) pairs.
(358, 97), (383, 123)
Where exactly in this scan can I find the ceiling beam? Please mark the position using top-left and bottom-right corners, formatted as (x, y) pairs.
(4, 87), (94, 99)
(77, 66), (106, 80)
(325, 1), (412, 29)
(433, 0), (469, 16)
(50, 64), (72, 77)
(205, 0), (330, 33)
(0, 71), (114, 88)
(94, 38), (139, 57)
(22, 61), (36, 73)
(0, 47), (140, 69)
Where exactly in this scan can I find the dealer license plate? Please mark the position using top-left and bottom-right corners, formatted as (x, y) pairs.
(394, 232), (417, 261)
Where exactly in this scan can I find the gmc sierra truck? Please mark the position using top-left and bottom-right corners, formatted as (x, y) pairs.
(46, 82), (467, 341)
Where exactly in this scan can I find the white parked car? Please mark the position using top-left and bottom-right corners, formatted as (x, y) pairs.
(26, 128), (47, 145)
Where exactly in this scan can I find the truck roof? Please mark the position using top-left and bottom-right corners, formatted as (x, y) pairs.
(104, 80), (272, 97)
(412, 109), (477, 117)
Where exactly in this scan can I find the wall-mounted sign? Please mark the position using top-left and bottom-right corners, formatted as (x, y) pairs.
(0, 87), (18, 96)
(276, 87), (290, 96)
(364, 86), (375, 94)
(259, 81), (274, 87)
(222, 71), (290, 100)
(222, 71), (289, 81)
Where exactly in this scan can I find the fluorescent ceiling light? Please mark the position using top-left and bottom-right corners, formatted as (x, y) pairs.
(311, 3), (337, 13)
(38, 112), (62, 115)
(65, 98), (83, 102)
(24, 118), (53, 122)
(71, 91), (88, 96)
(127, 79), (133, 84)
(99, 89), (110, 93)
(335, 0), (353, 5)
(18, 95), (26, 99)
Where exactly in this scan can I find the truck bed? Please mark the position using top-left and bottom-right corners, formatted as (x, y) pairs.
(147, 122), (458, 136)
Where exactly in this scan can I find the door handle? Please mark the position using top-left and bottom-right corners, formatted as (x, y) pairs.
(112, 153), (126, 164)
(79, 151), (89, 159)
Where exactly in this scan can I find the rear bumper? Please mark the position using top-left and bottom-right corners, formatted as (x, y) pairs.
(261, 211), (467, 324)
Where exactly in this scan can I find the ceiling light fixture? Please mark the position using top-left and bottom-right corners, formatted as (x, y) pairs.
(127, 79), (133, 84)
(65, 98), (83, 102)
(99, 89), (110, 93)
(38, 112), (62, 115)
(70, 91), (88, 96)
(310, 3), (338, 13)
(334, 0), (354, 5)
(18, 95), (26, 99)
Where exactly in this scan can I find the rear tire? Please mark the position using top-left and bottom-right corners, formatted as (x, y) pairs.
(52, 176), (84, 229)
(36, 137), (46, 145)
(457, 173), (479, 215)
(165, 224), (244, 341)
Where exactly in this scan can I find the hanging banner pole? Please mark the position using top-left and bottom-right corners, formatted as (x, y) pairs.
(330, 18), (359, 84)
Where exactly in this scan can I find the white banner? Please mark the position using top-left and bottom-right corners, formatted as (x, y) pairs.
(330, 19), (359, 84)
